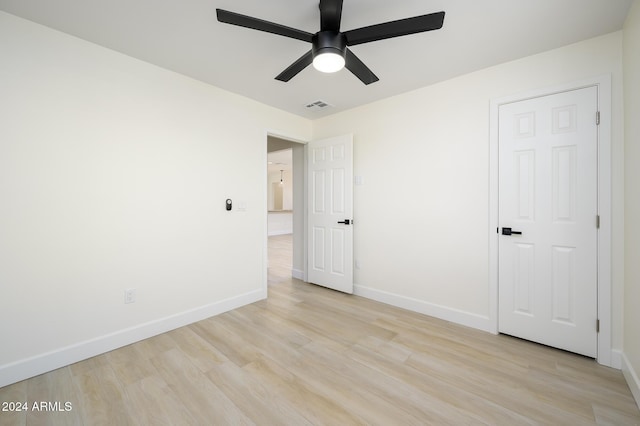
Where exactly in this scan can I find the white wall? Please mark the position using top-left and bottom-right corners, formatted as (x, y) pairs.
(313, 32), (625, 343)
(267, 212), (293, 236)
(0, 12), (310, 386)
(623, 0), (640, 407)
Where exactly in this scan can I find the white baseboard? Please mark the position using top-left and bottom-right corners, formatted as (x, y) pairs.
(610, 349), (623, 369)
(353, 284), (493, 333)
(622, 352), (640, 410)
(292, 269), (304, 280)
(0, 289), (264, 388)
(267, 230), (293, 236)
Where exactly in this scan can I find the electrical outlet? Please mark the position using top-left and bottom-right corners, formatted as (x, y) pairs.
(124, 288), (136, 304)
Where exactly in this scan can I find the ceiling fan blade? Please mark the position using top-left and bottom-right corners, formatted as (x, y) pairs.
(275, 50), (314, 82)
(345, 49), (379, 85)
(216, 9), (313, 43)
(319, 0), (343, 32)
(344, 11), (445, 46)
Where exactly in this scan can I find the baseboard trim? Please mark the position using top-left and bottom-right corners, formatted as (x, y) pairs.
(622, 352), (640, 410)
(267, 230), (293, 236)
(610, 349), (623, 369)
(0, 289), (264, 388)
(292, 269), (304, 280)
(354, 284), (492, 333)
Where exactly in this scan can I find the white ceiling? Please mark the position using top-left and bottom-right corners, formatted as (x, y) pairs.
(268, 149), (292, 175)
(0, 0), (633, 119)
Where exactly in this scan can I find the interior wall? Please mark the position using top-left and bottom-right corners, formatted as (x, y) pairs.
(0, 11), (311, 386)
(312, 32), (625, 343)
(623, 0), (640, 405)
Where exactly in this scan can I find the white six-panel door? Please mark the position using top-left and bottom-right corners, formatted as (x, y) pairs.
(498, 87), (598, 357)
(307, 134), (354, 294)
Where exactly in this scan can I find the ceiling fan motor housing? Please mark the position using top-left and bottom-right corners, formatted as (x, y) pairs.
(312, 31), (347, 59)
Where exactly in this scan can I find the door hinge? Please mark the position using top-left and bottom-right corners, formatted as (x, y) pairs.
(596, 215), (600, 229)
(596, 319), (600, 333)
(596, 111), (601, 125)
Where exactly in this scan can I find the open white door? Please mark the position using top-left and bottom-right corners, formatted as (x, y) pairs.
(307, 134), (353, 293)
(498, 87), (598, 357)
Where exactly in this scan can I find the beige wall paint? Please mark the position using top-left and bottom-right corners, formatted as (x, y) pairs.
(624, 0), (640, 405)
(0, 12), (311, 385)
(313, 32), (625, 342)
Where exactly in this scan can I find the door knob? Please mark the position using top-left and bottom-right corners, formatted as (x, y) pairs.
(337, 219), (351, 225)
(502, 227), (522, 236)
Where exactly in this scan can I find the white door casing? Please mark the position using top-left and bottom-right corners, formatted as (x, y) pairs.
(307, 134), (354, 293)
(498, 86), (598, 357)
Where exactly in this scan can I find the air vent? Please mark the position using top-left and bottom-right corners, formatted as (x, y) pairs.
(305, 100), (333, 111)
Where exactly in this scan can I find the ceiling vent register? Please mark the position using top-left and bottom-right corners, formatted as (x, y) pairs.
(305, 100), (333, 110)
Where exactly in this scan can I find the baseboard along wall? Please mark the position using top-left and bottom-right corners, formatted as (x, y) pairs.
(353, 284), (493, 333)
(622, 352), (640, 410)
(0, 289), (264, 388)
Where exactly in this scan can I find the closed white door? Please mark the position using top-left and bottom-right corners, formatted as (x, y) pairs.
(307, 134), (353, 294)
(498, 87), (598, 357)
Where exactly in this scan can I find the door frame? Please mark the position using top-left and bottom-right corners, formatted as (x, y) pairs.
(263, 132), (355, 294)
(488, 75), (613, 366)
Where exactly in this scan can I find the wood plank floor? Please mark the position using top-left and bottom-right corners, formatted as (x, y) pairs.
(1, 234), (639, 425)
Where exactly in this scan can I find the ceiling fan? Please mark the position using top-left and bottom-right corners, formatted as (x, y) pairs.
(216, 1), (445, 85)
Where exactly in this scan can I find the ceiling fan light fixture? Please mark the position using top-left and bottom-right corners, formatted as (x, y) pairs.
(311, 31), (347, 74)
(313, 51), (345, 73)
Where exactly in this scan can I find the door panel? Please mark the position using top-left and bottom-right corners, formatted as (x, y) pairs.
(307, 134), (353, 293)
(514, 242), (534, 315)
(312, 170), (326, 213)
(515, 150), (535, 220)
(498, 87), (598, 357)
(330, 228), (345, 274)
(312, 227), (325, 271)
(551, 245), (575, 324)
(552, 146), (577, 222)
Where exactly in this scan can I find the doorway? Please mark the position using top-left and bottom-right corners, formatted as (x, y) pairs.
(267, 136), (306, 283)
(265, 133), (355, 295)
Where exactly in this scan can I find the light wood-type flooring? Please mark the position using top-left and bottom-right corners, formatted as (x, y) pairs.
(1, 234), (639, 425)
